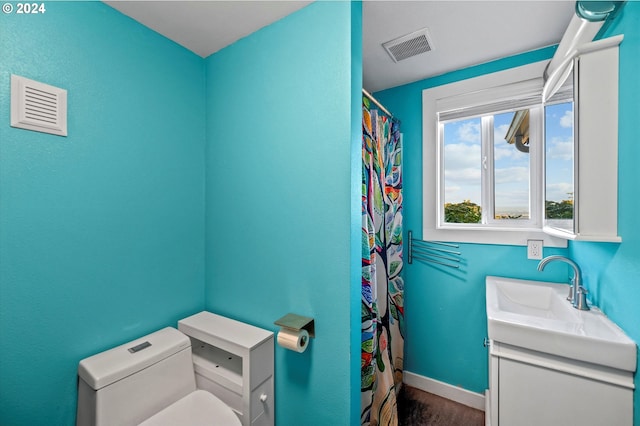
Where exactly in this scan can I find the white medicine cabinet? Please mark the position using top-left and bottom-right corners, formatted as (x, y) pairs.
(543, 35), (623, 242)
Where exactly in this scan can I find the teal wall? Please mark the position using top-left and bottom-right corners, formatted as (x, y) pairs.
(374, 47), (571, 394)
(1, 2), (362, 425)
(203, 2), (361, 425)
(570, 2), (640, 423)
(349, 2), (364, 424)
(0, 3), (206, 425)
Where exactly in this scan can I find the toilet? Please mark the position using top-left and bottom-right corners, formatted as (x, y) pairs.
(76, 326), (241, 426)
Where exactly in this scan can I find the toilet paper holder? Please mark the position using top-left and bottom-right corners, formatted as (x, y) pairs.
(274, 313), (315, 338)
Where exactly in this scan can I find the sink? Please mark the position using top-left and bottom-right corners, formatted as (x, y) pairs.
(486, 276), (637, 372)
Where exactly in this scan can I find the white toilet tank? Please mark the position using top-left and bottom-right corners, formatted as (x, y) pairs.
(76, 327), (196, 426)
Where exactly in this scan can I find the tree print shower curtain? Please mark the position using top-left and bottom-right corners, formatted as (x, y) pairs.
(361, 96), (404, 426)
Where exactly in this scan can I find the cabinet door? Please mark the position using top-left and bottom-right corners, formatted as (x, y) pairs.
(573, 43), (619, 240)
(543, 36), (622, 242)
(488, 354), (499, 425)
(499, 358), (632, 426)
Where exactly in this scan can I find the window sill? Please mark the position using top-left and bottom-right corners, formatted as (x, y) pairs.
(544, 226), (622, 243)
(423, 227), (568, 248)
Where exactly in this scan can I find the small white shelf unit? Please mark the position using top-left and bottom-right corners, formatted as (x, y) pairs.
(179, 311), (274, 426)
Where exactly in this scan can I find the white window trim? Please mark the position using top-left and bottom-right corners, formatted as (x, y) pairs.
(423, 60), (567, 248)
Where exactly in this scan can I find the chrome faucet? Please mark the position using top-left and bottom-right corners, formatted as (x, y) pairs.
(537, 255), (590, 310)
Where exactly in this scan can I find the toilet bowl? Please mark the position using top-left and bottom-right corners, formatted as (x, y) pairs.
(76, 327), (241, 426)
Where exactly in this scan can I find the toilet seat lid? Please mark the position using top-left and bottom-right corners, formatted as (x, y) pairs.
(138, 390), (241, 426)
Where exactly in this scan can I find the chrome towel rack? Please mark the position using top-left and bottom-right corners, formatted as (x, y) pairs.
(407, 230), (461, 269)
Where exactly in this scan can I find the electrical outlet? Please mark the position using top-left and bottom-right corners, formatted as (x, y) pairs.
(527, 240), (543, 260)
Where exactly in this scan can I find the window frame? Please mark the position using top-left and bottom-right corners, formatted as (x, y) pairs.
(542, 94), (575, 236)
(422, 61), (567, 247)
(438, 106), (542, 229)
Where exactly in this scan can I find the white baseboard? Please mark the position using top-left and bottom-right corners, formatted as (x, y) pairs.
(403, 371), (486, 412)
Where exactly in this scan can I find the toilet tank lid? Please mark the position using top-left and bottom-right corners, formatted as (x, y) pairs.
(78, 327), (190, 390)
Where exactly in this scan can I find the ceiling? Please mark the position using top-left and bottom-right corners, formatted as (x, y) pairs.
(105, 1), (576, 93)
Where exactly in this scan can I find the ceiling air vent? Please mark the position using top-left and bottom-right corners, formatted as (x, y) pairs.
(382, 28), (434, 63)
(11, 74), (67, 136)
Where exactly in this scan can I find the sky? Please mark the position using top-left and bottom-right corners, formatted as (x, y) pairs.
(545, 102), (574, 203)
(442, 101), (573, 217)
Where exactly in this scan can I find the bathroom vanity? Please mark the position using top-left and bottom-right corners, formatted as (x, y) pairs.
(485, 276), (636, 426)
(487, 340), (634, 426)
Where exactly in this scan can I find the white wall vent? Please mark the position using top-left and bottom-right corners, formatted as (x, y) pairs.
(11, 74), (67, 136)
(382, 28), (434, 63)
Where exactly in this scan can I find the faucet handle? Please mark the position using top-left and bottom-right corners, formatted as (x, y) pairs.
(566, 284), (574, 302)
(576, 286), (590, 311)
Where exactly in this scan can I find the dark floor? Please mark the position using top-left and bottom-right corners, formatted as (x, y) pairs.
(397, 385), (485, 426)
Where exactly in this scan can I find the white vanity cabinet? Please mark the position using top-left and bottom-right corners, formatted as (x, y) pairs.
(178, 311), (274, 426)
(544, 35), (623, 242)
(487, 340), (634, 426)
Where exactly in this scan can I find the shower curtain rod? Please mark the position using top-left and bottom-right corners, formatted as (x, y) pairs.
(362, 88), (395, 119)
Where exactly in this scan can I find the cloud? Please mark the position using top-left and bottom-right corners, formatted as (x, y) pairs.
(560, 110), (573, 128)
(546, 182), (574, 202)
(546, 137), (573, 161)
(456, 120), (480, 143)
(494, 123), (510, 144)
(444, 164), (481, 204)
(494, 167), (530, 213)
(494, 143), (529, 162)
(444, 119), (481, 203)
(494, 166), (529, 184)
(445, 182), (481, 205)
(444, 167), (481, 184)
(444, 142), (480, 169)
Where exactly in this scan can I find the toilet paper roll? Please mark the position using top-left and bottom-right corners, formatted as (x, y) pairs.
(277, 328), (309, 353)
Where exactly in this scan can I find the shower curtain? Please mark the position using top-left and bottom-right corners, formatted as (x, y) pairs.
(361, 95), (404, 426)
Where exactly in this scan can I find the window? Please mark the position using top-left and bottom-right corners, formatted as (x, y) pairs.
(423, 62), (567, 247)
(441, 107), (538, 226)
